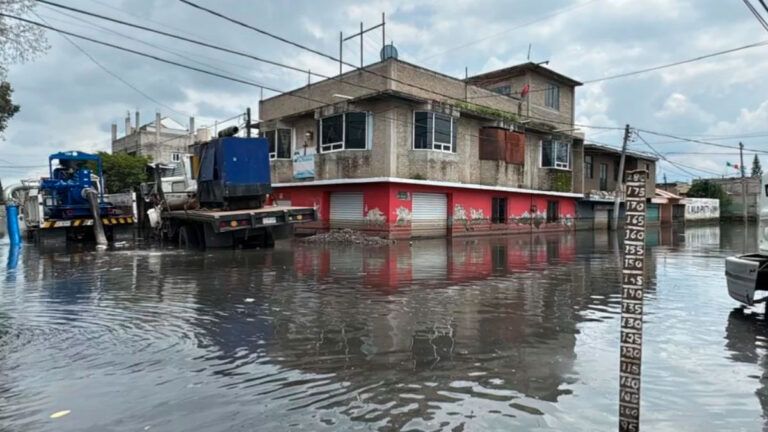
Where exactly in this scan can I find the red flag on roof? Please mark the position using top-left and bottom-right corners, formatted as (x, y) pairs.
(521, 83), (530, 99)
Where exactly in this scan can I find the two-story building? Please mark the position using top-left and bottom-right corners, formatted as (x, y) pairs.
(260, 57), (584, 239)
(112, 111), (203, 165)
(579, 143), (657, 229)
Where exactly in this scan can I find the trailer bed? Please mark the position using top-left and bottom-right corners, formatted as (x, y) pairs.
(165, 205), (315, 233)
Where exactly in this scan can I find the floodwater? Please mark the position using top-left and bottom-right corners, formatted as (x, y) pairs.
(0, 224), (764, 431)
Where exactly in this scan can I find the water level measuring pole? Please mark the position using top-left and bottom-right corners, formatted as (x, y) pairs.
(618, 169), (648, 432)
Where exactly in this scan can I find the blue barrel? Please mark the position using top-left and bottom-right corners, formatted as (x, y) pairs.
(5, 204), (21, 246)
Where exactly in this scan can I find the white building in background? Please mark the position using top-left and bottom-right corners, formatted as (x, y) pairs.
(111, 111), (210, 164)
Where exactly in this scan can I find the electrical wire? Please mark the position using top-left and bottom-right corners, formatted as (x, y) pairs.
(39, 6), (263, 84)
(0, 14), (305, 97)
(37, 0), (316, 78)
(636, 128), (768, 154)
(472, 38), (768, 100)
(32, 11), (191, 119)
(12, 12), (623, 139)
(636, 132), (723, 177)
(743, 0), (768, 32)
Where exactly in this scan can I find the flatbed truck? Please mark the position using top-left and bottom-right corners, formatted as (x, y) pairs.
(148, 132), (315, 249)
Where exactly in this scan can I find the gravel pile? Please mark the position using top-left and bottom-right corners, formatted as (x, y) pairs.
(301, 228), (394, 246)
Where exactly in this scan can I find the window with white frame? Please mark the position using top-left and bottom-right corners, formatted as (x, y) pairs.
(541, 139), (570, 169)
(544, 83), (560, 110)
(262, 128), (292, 160)
(171, 152), (181, 162)
(319, 112), (369, 153)
(414, 111), (456, 152)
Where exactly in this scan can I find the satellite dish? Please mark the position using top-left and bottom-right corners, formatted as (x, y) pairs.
(380, 44), (398, 61)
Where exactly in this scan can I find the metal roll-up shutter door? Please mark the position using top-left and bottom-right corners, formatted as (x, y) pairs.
(647, 203), (660, 222)
(412, 193), (447, 237)
(330, 192), (363, 224)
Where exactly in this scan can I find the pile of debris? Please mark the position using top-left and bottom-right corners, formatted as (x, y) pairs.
(301, 228), (394, 246)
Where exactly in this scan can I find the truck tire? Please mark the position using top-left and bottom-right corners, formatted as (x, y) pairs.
(178, 225), (199, 250)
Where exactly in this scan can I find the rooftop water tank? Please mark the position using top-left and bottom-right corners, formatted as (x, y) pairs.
(380, 44), (398, 61)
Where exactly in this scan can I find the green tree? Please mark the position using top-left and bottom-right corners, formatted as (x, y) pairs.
(688, 180), (731, 208)
(96, 152), (152, 193)
(752, 154), (763, 178)
(0, 82), (20, 133)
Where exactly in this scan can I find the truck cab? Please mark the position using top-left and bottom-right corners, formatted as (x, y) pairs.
(725, 173), (768, 305)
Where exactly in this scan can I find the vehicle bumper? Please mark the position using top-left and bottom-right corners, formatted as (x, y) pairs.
(725, 255), (764, 305)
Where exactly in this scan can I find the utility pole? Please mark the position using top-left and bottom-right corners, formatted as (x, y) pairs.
(612, 124), (631, 230)
(740, 141), (747, 223)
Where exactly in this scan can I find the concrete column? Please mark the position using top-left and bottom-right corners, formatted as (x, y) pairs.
(189, 116), (195, 134)
(135, 111), (140, 131)
(111, 123), (117, 142)
(125, 114), (131, 136)
(155, 112), (161, 144)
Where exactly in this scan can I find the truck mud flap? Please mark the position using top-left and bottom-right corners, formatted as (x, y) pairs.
(725, 256), (762, 305)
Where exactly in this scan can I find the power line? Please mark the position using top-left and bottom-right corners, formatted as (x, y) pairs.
(469, 37), (768, 102)
(635, 132), (722, 178)
(0, 14), (306, 98)
(176, 0), (624, 132)
(32, 11), (191, 119)
(39, 6), (263, 85)
(37, 0), (316, 78)
(583, 39), (768, 84)
(636, 128), (768, 154)
(36, 2), (621, 133)
(743, 0), (768, 32)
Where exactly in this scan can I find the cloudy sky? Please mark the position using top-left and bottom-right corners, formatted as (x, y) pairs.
(2, 0), (768, 183)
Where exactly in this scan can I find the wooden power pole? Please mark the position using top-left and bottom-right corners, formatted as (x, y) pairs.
(612, 124), (631, 230)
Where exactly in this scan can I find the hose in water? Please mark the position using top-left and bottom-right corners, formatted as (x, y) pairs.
(83, 188), (108, 245)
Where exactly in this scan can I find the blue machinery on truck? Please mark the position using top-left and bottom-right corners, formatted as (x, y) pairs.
(3, 151), (135, 246)
(150, 131), (315, 249)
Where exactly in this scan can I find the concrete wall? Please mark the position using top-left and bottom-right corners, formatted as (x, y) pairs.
(682, 198), (720, 221)
(269, 98), (581, 193)
(112, 131), (192, 164)
(583, 151), (656, 198)
(273, 181), (577, 239)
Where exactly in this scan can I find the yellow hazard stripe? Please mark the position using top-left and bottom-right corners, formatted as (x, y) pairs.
(73, 219), (82, 227)
(102, 218), (111, 225)
(111, 218), (117, 225)
(43, 221), (55, 229)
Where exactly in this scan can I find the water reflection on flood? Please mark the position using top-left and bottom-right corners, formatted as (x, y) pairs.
(0, 223), (764, 431)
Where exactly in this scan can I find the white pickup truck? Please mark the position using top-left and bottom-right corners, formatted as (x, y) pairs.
(725, 173), (768, 305)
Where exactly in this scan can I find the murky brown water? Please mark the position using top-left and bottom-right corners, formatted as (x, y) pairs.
(0, 224), (764, 431)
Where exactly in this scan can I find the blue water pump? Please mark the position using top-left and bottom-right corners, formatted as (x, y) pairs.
(40, 151), (113, 220)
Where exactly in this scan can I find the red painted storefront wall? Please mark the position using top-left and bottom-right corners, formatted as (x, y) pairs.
(271, 182), (577, 239)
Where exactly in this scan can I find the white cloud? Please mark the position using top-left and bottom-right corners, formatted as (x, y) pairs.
(655, 93), (715, 123)
(706, 99), (768, 136)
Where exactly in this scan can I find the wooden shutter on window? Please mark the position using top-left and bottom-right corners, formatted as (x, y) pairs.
(480, 127), (505, 161)
(505, 131), (525, 165)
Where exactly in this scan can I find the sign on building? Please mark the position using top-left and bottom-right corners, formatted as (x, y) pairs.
(682, 198), (720, 221)
(293, 153), (315, 179)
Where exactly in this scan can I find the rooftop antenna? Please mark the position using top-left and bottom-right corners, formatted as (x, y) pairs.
(342, 13), (386, 69)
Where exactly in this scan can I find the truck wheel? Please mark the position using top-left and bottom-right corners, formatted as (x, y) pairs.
(178, 225), (199, 250)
